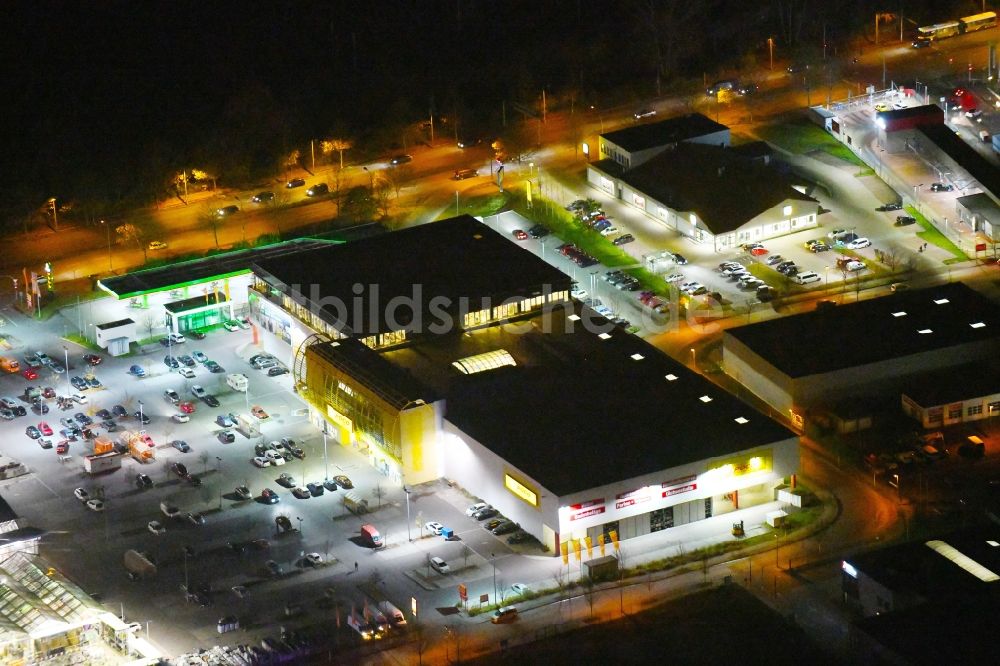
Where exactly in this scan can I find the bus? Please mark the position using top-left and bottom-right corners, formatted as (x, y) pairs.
(913, 11), (996, 46)
(913, 20), (960, 45)
(960, 11), (998, 33)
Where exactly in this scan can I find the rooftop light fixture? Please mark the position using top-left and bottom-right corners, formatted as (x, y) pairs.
(917, 328), (932, 334)
(934, 298), (950, 305)
(892, 311), (907, 317)
(665, 374), (678, 381)
(598, 332), (612, 340)
(734, 416), (749, 424)
(568, 314), (581, 321)
(699, 395), (713, 403)
(925, 539), (1000, 582)
(970, 322), (985, 328)
(630, 353), (644, 361)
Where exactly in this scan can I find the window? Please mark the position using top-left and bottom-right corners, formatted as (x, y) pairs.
(650, 507), (674, 532)
(948, 405), (962, 419)
(463, 309), (489, 328)
(968, 404), (983, 416)
(491, 302), (517, 321)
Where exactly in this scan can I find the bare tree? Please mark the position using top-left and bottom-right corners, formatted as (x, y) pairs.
(140, 313), (159, 342)
(881, 246), (905, 272)
(582, 576), (597, 618)
(197, 205), (222, 248)
(371, 482), (387, 509)
(115, 223), (148, 263)
(372, 177), (393, 218)
(199, 451), (210, 474)
(383, 164), (412, 200)
(461, 544), (473, 568)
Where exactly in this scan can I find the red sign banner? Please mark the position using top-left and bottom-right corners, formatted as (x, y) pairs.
(569, 506), (606, 521)
(662, 483), (697, 498)
(569, 498), (604, 511)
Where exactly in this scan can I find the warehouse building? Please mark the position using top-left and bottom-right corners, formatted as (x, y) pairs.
(722, 282), (1000, 425)
(245, 215), (800, 552)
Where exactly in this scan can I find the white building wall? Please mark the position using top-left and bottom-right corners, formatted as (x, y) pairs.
(442, 421), (561, 551)
(723, 332), (796, 416)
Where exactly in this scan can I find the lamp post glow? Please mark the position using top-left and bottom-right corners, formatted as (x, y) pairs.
(767, 37), (774, 71)
(404, 486), (412, 542)
(100, 219), (113, 271)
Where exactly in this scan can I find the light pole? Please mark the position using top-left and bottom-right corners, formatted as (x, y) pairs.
(100, 219), (113, 271)
(296, 516), (303, 536)
(138, 400), (144, 425)
(47, 198), (58, 231)
(62, 346), (69, 381)
(690, 347), (696, 370)
(322, 429), (329, 482)
(362, 166), (374, 191)
(767, 37), (774, 71)
(491, 552), (497, 604)
(404, 486), (412, 542)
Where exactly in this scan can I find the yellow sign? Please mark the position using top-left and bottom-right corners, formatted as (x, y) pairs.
(709, 448), (773, 477)
(326, 405), (353, 432)
(504, 473), (538, 506)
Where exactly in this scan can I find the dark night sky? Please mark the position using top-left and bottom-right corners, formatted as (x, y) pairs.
(0, 0), (957, 209)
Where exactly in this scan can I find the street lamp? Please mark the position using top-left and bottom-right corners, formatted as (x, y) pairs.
(404, 486), (412, 542)
(138, 400), (144, 425)
(362, 166), (374, 191)
(62, 346), (69, 381)
(491, 552), (497, 604)
(47, 198), (58, 231)
(322, 429), (329, 482)
(296, 516), (303, 536)
(690, 348), (696, 369)
(767, 37), (774, 71)
(100, 219), (113, 272)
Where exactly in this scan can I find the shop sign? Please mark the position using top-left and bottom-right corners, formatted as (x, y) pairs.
(615, 487), (651, 510)
(663, 483), (697, 498)
(326, 405), (353, 431)
(569, 506), (606, 521)
(504, 474), (538, 507)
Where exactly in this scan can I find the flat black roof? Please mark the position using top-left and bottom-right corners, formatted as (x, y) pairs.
(379, 301), (795, 496)
(601, 113), (728, 153)
(901, 363), (1000, 406)
(254, 215), (572, 337)
(920, 124), (1000, 204)
(725, 283), (1000, 379)
(846, 526), (1000, 601)
(95, 318), (134, 330)
(98, 238), (342, 298)
(610, 143), (816, 235)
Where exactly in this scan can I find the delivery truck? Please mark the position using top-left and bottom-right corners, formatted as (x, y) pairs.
(360, 524), (384, 549)
(343, 491), (369, 515)
(124, 549), (156, 578)
(83, 451), (122, 474)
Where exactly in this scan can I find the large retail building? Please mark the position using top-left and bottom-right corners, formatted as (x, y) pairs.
(242, 215), (800, 553)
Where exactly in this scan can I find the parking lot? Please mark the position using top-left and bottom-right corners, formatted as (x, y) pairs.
(0, 319), (546, 655)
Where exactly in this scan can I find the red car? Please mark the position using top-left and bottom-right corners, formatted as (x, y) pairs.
(38, 422), (52, 436)
(22, 368), (37, 380)
(83, 354), (102, 366)
(42, 387), (56, 399)
(179, 401), (196, 414)
(139, 433), (155, 447)
(749, 247), (769, 256)
(56, 441), (69, 454)
(511, 229), (528, 241)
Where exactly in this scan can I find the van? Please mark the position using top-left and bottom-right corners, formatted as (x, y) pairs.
(452, 168), (478, 180)
(217, 615), (240, 634)
(491, 606), (518, 624)
(0, 357), (19, 373)
(791, 271), (820, 285)
(377, 600), (407, 628)
(361, 524), (384, 548)
(226, 373), (249, 392)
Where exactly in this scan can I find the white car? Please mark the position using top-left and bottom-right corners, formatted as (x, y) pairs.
(73, 487), (90, 502)
(426, 521), (445, 535)
(792, 271), (821, 284)
(304, 552), (323, 566)
(599, 225), (619, 236)
(511, 583), (530, 595)
(171, 413), (190, 423)
(166, 333), (186, 344)
(178, 367), (196, 379)
(190, 385), (206, 398)
(265, 450), (285, 466)
(86, 499), (104, 512)
(466, 502), (487, 517)
(570, 288), (589, 300)
(664, 273), (685, 283)
(845, 260), (866, 272)
(252, 456), (271, 468)
(148, 520), (165, 535)
(429, 556), (450, 574)
(680, 282), (704, 294)
(71, 393), (87, 404)
(846, 237), (871, 249)
(235, 317), (251, 329)
(222, 321), (241, 332)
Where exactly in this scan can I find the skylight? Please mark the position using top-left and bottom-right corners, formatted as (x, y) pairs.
(568, 314), (581, 322)
(925, 540), (1000, 582)
(988, 540), (999, 547)
(934, 298), (950, 305)
(630, 353), (644, 361)
(452, 349), (516, 375)
(699, 395), (713, 403)
(918, 329), (932, 334)
(734, 416), (749, 424)
(598, 332), (612, 340)
(665, 374), (678, 381)
(892, 311), (907, 317)
(970, 322), (985, 329)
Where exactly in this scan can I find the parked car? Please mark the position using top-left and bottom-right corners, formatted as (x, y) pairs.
(930, 182), (954, 192)
(285, 178), (305, 189)
(895, 215), (917, 226)
(429, 556), (450, 574)
(171, 440), (191, 453)
(215, 205), (239, 217)
(876, 202), (902, 211)
(251, 191), (274, 203)
(218, 431), (235, 444)
(128, 365), (146, 377)
(334, 475), (353, 489)
(846, 237), (871, 249)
